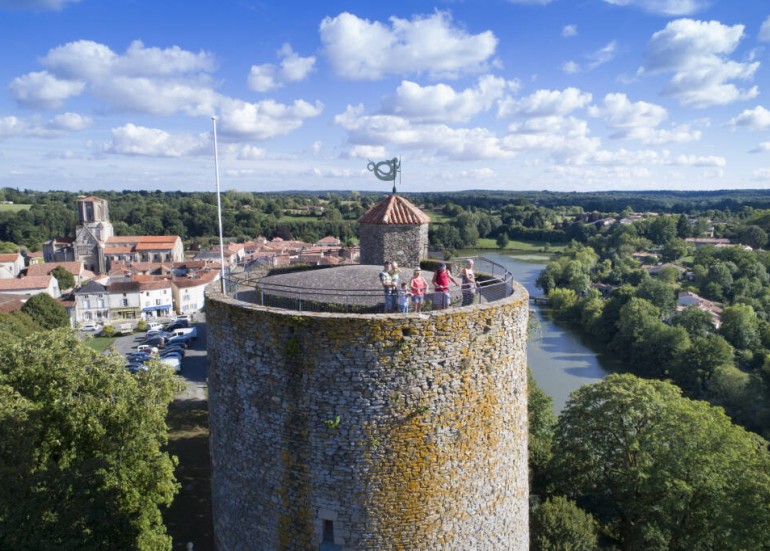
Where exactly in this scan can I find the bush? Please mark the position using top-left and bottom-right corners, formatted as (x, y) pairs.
(136, 320), (147, 331)
(531, 495), (598, 551)
(101, 325), (115, 337)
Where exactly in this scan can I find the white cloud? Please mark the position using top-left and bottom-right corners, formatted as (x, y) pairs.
(381, 75), (514, 123)
(217, 98), (324, 141)
(500, 87), (592, 118)
(248, 43), (316, 92)
(750, 142), (770, 153)
(0, 0), (81, 10)
(561, 41), (617, 74)
(753, 168), (770, 180)
(320, 11), (497, 79)
(640, 19), (759, 108)
(672, 154), (725, 166)
(760, 16), (770, 42)
(440, 168), (497, 180)
(562, 25), (577, 37)
(9, 71), (85, 109)
(47, 112), (92, 131)
(335, 104), (515, 160)
(106, 123), (210, 157)
(345, 145), (388, 159)
(603, 0), (709, 16)
(727, 106), (770, 130)
(588, 93), (700, 144)
(310, 141), (322, 155)
(237, 145), (266, 160)
(0, 116), (29, 139)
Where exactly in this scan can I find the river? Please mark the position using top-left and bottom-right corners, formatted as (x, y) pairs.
(471, 251), (613, 412)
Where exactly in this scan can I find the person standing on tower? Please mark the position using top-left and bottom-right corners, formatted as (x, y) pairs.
(432, 262), (459, 309)
(380, 261), (396, 312)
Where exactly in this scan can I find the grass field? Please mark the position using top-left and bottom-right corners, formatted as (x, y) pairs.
(82, 336), (115, 353)
(164, 399), (213, 550)
(476, 238), (567, 253)
(0, 204), (31, 212)
(428, 212), (453, 224)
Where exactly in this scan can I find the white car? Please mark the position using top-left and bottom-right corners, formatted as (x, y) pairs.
(158, 357), (181, 373)
(146, 322), (163, 332)
(80, 321), (101, 332)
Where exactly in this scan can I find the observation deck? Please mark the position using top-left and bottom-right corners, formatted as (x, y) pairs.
(223, 256), (515, 314)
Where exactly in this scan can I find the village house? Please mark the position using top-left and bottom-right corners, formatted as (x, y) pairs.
(172, 270), (220, 315)
(26, 261), (95, 288)
(0, 275), (60, 298)
(677, 290), (723, 329)
(74, 281), (109, 325)
(0, 252), (24, 278)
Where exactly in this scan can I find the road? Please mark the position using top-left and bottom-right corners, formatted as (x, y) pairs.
(111, 315), (208, 400)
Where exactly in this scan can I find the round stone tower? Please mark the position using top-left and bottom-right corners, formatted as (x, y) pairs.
(358, 194), (430, 268)
(206, 278), (530, 550)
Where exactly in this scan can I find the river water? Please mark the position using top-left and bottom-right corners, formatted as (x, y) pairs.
(471, 251), (612, 412)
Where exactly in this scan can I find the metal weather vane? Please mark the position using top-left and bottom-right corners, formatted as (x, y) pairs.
(367, 157), (401, 194)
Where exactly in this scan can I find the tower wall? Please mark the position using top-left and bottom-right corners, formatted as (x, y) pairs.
(206, 284), (530, 550)
(359, 223), (428, 268)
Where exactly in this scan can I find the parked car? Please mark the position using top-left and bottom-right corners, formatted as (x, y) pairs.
(126, 352), (152, 362)
(162, 345), (186, 357)
(125, 362), (148, 373)
(160, 351), (183, 362)
(136, 344), (158, 353)
(164, 320), (189, 332)
(80, 321), (102, 332)
(143, 336), (166, 347)
(170, 326), (197, 340)
(146, 330), (173, 338)
(158, 357), (181, 373)
(166, 336), (192, 348)
(146, 322), (163, 332)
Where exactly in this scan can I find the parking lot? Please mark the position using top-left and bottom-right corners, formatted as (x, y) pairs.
(110, 315), (208, 400)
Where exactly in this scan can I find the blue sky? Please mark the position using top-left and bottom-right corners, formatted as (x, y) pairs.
(2, 0), (770, 193)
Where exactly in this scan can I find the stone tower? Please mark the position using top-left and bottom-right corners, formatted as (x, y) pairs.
(206, 279), (530, 550)
(358, 194), (430, 268)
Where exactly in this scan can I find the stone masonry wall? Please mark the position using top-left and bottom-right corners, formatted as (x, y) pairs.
(359, 223), (428, 268)
(206, 283), (529, 551)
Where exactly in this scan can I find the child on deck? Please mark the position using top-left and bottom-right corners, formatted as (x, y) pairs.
(410, 269), (428, 313)
(398, 282), (410, 313)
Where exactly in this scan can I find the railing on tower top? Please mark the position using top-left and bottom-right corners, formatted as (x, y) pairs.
(222, 256), (515, 314)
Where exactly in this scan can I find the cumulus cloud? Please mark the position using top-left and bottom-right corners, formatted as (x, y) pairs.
(0, 0), (80, 10)
(639, 19), (759, 108)
(217, 98), (324, 141)
(335, 104), (515, 160)
(440, 167), (497, 180)
(672, 154), (725, 166)
(106, 124), (210, 157)
(750, 142), (770, 154)
(320, 11), (497, 79)
(603, 0), (709, 16)
(588, 93), (700, 144)
(500, 87), (592, 118)
(248, 43), (316, 92)
(561, 41), (617, 74)
(47, 112), (92, 131)
(760, 16), (770, 42)
(9, 71), (85, 109)
(381, 75), (515, 123)
(727, 106), (770, 130)
(345, 144), (389, 159)
(562, 25), (577, 37)
(237, 145), (266, 160)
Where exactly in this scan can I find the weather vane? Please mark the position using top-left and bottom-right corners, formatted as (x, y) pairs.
(367, 157), (401, 194)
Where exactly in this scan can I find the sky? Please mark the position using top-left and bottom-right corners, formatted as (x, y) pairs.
(2, 0), (770, 194)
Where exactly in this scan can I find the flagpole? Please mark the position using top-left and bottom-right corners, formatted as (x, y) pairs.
(212, 116), (227, 294)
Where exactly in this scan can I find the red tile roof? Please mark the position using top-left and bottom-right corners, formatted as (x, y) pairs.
(27, 261), (83, 277)
(0, 253), (21, 262)
(0, 275), (53, 291)
(106, 235), (179, 244)
(358, 194), (431, 225)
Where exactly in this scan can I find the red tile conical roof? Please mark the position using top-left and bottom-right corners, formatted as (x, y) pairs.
(358, 194), (431, 225)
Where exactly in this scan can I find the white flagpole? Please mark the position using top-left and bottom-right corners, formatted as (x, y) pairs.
(212, 116), (227, 294)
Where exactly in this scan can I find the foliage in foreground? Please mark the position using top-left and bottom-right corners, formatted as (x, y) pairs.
(0, 330), (180, 550)
(547, 374), (770, 550)
(20, 292), (70, 330)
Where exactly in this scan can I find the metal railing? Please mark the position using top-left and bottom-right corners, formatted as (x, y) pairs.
(223, 256), (514, 314)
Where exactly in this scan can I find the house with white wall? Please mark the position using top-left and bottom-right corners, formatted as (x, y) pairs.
(172, 270), (219, 315)
(137, 279), (174, 319)
(74, 281), (109, 325)
(0, 275), (60, 298)
(0, 252), (24, 278)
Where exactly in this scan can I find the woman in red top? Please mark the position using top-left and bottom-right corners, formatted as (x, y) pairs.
(432, 263), (459, 309)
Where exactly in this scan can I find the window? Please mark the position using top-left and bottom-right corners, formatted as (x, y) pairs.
(122, 299), (129, 307)
(155, 299), (161, 306)
(146, 292), (150, 297)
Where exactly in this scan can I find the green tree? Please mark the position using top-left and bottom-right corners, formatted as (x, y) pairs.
(49, 265), (75, 291)
(671, 305), (716, 338)
(0, 241), (19, 254)
(0, 311), (40, 341)
(635, 278), (676, 315)
(496, 232), (510, 249)
(673, 334), (734, 394)
(528, 370), (557, 493)
(739, 225), (768, 250)
(20, 293), (69, 330)
(660, 237), (688, 263)
(550, 374), (770, 550)
(0, 330), (180, 549)
(720, 303), (761, 352)
(531, 496), (599, 551)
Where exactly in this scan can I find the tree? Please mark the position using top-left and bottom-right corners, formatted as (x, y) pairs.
(635, 278), (676, 315)
(672, 334), (734, 394)
(660, 237), (688, 263)
(739, 225), (768, 250)
(720, 303), (761, 352)
(671, 305), (716, 338)
(550, 374), (770, 550)
(529, 370), (557, 493)
(0, 330), (179, 549)
(20, 293), (69, 330)
(496, 232), (510, 249)
(49, 265), (75, 291)
(531, 496), (599, 551)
